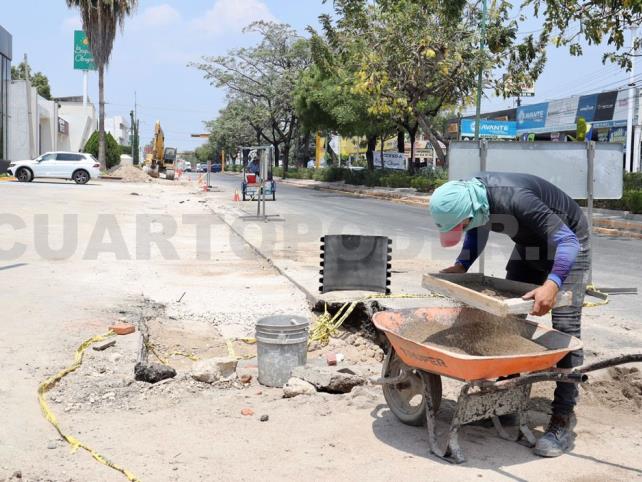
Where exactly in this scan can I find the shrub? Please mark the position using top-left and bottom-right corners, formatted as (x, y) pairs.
(624, 172), (642, 191)
(410, 176), (435, 192)
(623, 190), (642, 214)
(83, 131), (121, 169)
(312, 167), (346, 182)
(380, 172), (413, 188)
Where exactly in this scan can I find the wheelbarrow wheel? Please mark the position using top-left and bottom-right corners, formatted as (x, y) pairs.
(382, 348), (442, 426)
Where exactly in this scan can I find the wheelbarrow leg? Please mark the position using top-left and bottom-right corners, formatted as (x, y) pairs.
(491, 412), (536, 447)
(422, 373), (467, 464)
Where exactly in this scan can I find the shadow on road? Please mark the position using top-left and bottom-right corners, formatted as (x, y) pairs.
(0, 263), (28, 272)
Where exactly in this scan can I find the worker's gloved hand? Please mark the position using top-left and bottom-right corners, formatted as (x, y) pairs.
(440, 264), (467, 274)
(522, 280), (559, 316)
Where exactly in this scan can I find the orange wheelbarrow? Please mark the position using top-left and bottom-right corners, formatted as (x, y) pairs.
(372, 306), (642, 464)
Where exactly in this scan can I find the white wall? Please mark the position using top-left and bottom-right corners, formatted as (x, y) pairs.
(8, 80), (38, 160)
(8, 80), (80, 160)
(58, 100), (96, 152)
(105, 115), (129, 145)
(37, 95), (58, 154)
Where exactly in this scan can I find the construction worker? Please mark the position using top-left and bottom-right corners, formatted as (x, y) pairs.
(248, 156), (261, 175)
(430, 172), (590, 458)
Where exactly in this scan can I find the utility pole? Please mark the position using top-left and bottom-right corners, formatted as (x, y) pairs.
(474, 0), (488, 140)
(134, 91), (139, 165)
(626, 26), (637, 172)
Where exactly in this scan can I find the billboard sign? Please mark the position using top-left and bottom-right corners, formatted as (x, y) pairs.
(460, 119), (517, 139)
(57, 117), (69, 135)
(613, 89), (632, 121)
(374, 151), (407, 170)
(74, 30), (96, 70)
(594, 91), (618, 121)
(545, 98), (578, 129)
(576, 94), (597, 122)
(517, 102), (548, 130)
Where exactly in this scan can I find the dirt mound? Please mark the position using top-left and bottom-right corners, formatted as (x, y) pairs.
(581, 366), (642, 410)
(106, 164), (151, 182)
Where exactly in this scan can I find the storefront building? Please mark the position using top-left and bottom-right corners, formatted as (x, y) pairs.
(447, 87), (639, 171)
(0, 25), (12, 163)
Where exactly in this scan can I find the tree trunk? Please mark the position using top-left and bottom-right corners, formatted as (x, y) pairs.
(282, 142), (290, 173)
(98, 65), (106, 170)
(302, 130), (310, 168)
(397, 130), (405, 153)
(417, 116), (447, 165)
(380, 136), (385, 169)
(273, 143), (280, 168)
(409, 129), (416, 174)
(366, 135), (376, 171)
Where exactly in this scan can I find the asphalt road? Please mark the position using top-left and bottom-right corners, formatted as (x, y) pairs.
(205, 172), (640, 282)
(200, 172), (642, 345)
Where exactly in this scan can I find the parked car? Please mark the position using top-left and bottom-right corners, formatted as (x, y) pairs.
(212, 162), (222, 173)
(196, 163), (207, 173)
(7, 152), (101, 184)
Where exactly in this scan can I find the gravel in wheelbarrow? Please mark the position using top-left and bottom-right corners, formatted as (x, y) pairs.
(373, 306), (583, 382)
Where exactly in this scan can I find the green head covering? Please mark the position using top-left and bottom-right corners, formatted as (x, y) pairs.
(430, 178), (490, 232)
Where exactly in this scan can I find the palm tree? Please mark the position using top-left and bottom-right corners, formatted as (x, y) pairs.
(66, 0), (138, 169)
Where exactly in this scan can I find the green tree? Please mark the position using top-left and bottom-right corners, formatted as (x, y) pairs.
(11, 61), (52, 100)
(191, 21), (311, 173)
(524, 0), (642, 70)
(83, 131), (121, 169)
(206, 98), (264, 164)
(328, 0), (546, 168)
(195, 144), (215, 163)
(296, 22), (395, 170)
(66, 0), (138, 170)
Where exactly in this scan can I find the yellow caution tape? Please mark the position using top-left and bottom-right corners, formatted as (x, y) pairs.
(167, 350), (200, 361)
(146, 341), (200, 364)
(145, 341), (169, 365)
(37, 331), (140, 482)
(309, 293), (444, 346)
(584, 284), (609, 308)
(225, 338), (256, 360)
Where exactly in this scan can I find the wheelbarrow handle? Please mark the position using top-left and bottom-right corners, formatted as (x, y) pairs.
(576, 353), (642, 374)
(476, 371), (588, 392)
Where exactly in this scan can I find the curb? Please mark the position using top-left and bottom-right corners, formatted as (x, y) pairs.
(0, 177), (16, 182)
(593, 218), (642, 234)
(278, 179), (430, 208)
(593, 226), (642, 239)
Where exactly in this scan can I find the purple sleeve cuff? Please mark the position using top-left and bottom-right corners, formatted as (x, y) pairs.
(547, 273), (563, 288)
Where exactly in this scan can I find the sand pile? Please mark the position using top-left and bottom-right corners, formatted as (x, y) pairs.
(106, 164), (151, 183)
(582, 366), (642, 410)
(399, 317), (546, 356)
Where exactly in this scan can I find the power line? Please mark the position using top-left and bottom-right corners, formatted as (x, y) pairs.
(106, 102), (215, 115)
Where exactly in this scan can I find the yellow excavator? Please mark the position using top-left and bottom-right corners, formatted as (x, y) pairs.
(144, 121), (177, 180)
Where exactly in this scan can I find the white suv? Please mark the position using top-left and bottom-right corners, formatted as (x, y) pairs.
(7, 152), (101, 184)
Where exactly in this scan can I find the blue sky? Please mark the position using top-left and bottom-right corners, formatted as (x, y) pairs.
(2, 1), (635, 150)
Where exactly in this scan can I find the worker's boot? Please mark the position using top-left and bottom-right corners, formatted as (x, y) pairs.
(533, 413), (576, 457)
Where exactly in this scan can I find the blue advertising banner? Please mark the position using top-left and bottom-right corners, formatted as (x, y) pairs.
(576, 94), (598, 122)
(517, 102), (548, 130)
(460, 119), (517, 139)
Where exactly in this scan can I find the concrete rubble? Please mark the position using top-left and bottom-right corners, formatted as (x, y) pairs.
(290, 365), (366, 393)
(191, 357), (238, 383)
(134, 362), (177, 384)
(282, 377), (317, 398)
